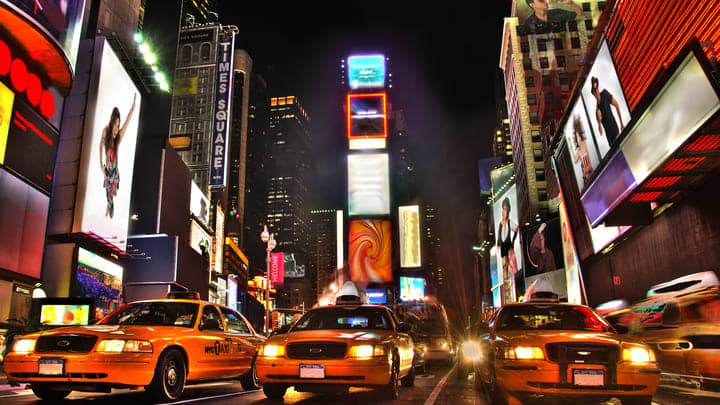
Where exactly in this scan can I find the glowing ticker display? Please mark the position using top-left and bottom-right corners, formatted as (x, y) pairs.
(349, 219), (392, 283)
(399, 205), (421, 268)
(347, 55), (386, 90)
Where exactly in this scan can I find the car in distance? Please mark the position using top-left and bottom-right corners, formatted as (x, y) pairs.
(476, 302), (660, 405)
(256, 304), (415, 400)
(4, 297), (265, 402)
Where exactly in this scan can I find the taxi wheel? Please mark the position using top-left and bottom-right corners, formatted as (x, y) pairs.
(401, 361), (415, 387)
(380, 358), (400, 399)
(621, 396), (653, 405)
(240, 360), (261, 391)
(31, 384), (71, 400)
(263, 383), (287, 400)
(148, 348), (186, 402)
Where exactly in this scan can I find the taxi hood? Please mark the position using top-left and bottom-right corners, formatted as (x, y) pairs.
(267, 329), (394, 345)
(494, 330), (623, 346)
(24, 324), (187, 339)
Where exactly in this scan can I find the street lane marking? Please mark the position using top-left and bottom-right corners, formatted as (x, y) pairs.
(423, 365), (456, 405)
(157, 389), (260, 405)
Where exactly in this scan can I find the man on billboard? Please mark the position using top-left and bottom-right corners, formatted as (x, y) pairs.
(99, 94), (137, 218)
(591, 76), (625, 146)
(523, 0), (583, 33)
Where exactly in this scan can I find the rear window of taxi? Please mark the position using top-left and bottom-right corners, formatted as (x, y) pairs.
(496, 305), (612, 332)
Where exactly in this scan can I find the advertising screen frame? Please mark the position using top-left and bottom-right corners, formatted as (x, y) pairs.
(347, 93), (387, 139)
(73, 37), (140, 252)
(564, 99), (601, 192)
(37, 297), (95, 326)
(348, 219), (392, 283)
(492, 183), (521, 303)
(190, 181), (209, 225)
(74, 247), (123, 317)
(347, 54), (386, 90)
(347, 153), (390, 216)
(398, 205), (421, 268)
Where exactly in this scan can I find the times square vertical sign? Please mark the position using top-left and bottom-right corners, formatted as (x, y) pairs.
(210, 31), (235, 189)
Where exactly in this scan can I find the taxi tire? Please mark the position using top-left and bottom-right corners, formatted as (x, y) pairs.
(31, 384), (71, 400)
(401, 361), (415, 387)
(147, 348), (186, 402)
(621, 396), (653, 405)
(240, 359), (261, 391)
(380, 358), (400, 399)
(263, 383), (287, 400)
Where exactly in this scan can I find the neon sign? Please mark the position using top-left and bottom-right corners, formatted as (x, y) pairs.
(0, 39), (55, 119)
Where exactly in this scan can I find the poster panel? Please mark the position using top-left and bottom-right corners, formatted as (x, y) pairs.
(564, 100), (600, 192)
(398, 205), (421, 268)
(349, 219), (392, 283)
(492, 184), (521, 303)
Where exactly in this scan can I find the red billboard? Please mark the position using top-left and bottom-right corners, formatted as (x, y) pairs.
(270, 252), (285, 285)
(347, 93), (387, 139)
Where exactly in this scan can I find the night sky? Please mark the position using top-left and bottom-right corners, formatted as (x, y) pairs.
(220, 2), (511, 322)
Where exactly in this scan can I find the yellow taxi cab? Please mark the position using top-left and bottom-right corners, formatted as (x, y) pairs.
(4, 294), (265, 402)
(476, 298), (660, 405)
(255, 283), (415, 400)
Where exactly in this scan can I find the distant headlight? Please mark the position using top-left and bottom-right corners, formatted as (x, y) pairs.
(622, 347), (655, 363)
(435, 338), (448, 349)
(349, 344), (385, 358)
(12, 339), (36, 353)
(261, 344), (285, 357)
(461, 342), (482, 361)
(96, 339), (152, 353)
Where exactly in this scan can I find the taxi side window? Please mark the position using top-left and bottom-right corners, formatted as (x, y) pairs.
(200, 305), (224, 331)
(220, 307), (252, 334)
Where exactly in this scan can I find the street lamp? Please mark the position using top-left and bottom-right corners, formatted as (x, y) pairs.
(261, 225), (276, 334)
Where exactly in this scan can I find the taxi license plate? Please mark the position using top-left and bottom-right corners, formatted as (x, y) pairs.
(38, 359), (65, 376)
(299, 364), (325, 379)
(573, 369), (604, 386)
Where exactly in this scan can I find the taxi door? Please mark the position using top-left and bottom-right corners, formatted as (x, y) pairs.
(195, 304), (235, 379)
(219, 307), (262, 377)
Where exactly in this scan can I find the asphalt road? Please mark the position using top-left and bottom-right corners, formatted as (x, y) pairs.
(1, 365), (718, 404)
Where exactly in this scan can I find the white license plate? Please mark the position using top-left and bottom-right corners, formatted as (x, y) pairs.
(38, 359), (65, 376)
(573, 369), (604, 386)
(299, 364), (325, 379)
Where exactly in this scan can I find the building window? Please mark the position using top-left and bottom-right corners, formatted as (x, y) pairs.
(599, 2), (606, 10)
(534, 149), (543, 162)
(540, 57), (549, 69)
(535, 169), (546, 182)
(559, 73), (569, 85)
(531, 129), (541, 143)
(582, 2), (591, 12)
(538, 189), (548, 201)
(542, 74), (551, 86)
(545, 92), (554, 105)
(521, 40), (530, 53)
(525, 75), (535, 88)
(571, 37), (581, 49)
(537, 39), (547, 52)
(527, 93), (537, 105)
(529, 111), (539, 124)
(557, 55), (566, 67)
(523, 58), (533, 70)
(585, 19), (593, 30)
(181, 45), (191, 63)
(201, 43), (211, 61)
(554, 38), (564, 50)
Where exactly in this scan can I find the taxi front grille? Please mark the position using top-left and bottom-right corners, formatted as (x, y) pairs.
(36, 334), (99, 353)
(527, 382), (646, 391)
(545, 342), (620, 385)
(286, 342), (348, 359)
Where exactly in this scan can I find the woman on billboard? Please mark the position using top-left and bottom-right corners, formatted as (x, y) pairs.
(99, 94), (137, 218)
(569, 114), (594, 186)
(496, 197), (519, 303)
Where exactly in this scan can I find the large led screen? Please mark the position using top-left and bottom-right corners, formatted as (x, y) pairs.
(41, 304), (90, 326)
(349, 219), (392, 283)
(0, 81), (15, 164)
(522, 218), (564, 278)
(398, 205), (421, 268)
(516, 0), (586, 33)
(348, 153), (390, 216)
(347, 54), (385, 90)
(76, 247), (123, 317)
(366, 288), (387, 304)
(347, 93), (387, 139)
(559, 199), (583, 304)
(492, 184), (521, 303)
(580, 41), (632, 158)
(564, 100), (600, 192)
(190, 219), (211, 259)
(400, 276), (425, 302)
(0, 167), (48, 279)
(74, 38), (140, 251)
(190, 181), (209, 225)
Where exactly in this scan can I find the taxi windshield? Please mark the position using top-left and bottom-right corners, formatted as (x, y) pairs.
(101, 302), (199, 327)
(495, 305), (613, 332)
(292, 307), (393, 331)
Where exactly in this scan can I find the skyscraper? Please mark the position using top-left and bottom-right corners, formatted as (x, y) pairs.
(309, 209), (341, 301)
(423, 203), (443, 295)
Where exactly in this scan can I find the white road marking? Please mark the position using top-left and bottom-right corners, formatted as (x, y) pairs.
(157, 389), (260, 405)
(423, 365), (456, 405)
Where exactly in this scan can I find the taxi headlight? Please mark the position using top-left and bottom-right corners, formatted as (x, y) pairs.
(622, 347), (655, 363)
(461, 341), (482, 361)
(348, 344), (385, 358)
(12, 339), (36, 353)
(96, 339), (152, 353)
(500, 346), (544, 360)
(435, 338), (448, 349)
(261, 344), (285, 357)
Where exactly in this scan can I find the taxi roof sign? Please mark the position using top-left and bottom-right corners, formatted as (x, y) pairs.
(165, 291), (201, 300)
(523, 277), (559, 303)
(335, 281), (369, 305)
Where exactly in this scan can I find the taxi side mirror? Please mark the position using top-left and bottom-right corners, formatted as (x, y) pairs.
(397, 322), (412, 333)
(200, 318), (222, 331)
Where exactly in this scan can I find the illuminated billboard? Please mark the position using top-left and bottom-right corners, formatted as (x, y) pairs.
(76, 247), (123, 316)
(348, 153), (390, 216)
(349, 219), (392, 283)
(214, 203), (224, 273)
(0, 81), (14, 163)
(398, 205), (421, 268)
(190, 181), (209, 225)
(564, 99), (600, 192)
(190, 219), (211, 259)
(399, 276), (425, 302)
(558, 199), (583, 304)
(347, 93), (387, 139)
(41, 304), (90, 326)
(522, 218), (563, 277)
(73, 37), (140, 251)
(347, 54), (385, 90)
(580, 41), (632, 158)
(516, 0), (586, 34)
(492, 183), (521, 303)
(366, 288), (387, 304)
(209, 31), (235, 189)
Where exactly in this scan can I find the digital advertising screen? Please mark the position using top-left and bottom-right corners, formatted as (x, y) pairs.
(347, 93), (387, 139)
(399, 276), (425, 302)
(0, 80), (15, 164)
(347, 54), (386, 90)
(349, 219), (392, 283)
(516, 0), (586, 33)
(398, 205), (421, 268)
(492, 183), (521, 303)
(40, 304), (90, 326)
(227, 276), (237, 310)
(74, 38), (140, 251)
(580, 41), (632, 158)
(214, 203), (225, 273)
(190, 219), (212, 259)
(564, 100), (600, 192)
(190, 181), (209, 225)
(365, 288), (387, 304)
(75, 247), (123, 317)
(558, 199), (583, 304)
(284, 253), (305, 278)
(348, 153), (390, 216)
(523, 217), (564, 278)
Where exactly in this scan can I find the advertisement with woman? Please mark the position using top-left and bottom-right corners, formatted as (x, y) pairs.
(564, 100), (600, 191)
(493, 184), (522, 304)
(74, 38), (141, 251)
